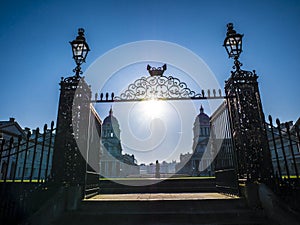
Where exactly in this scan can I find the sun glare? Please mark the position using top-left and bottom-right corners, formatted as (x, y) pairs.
(139, 100), (166, 119)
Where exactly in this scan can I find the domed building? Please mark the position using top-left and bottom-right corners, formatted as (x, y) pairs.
(101, 108), (122, 159)
(100, 108), (139, 177)
(176, 106), (213, 176)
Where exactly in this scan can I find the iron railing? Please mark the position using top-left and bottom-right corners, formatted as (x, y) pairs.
(266, 115), (300, 193)
(210, 101), (239, 195)
(84, 171), (100, 198)
(0, 122), (56, 224)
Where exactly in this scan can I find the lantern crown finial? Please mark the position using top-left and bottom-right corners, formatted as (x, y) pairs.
(226, 23), (236, 36)
(78, 28), (84, 35)
(76, 28), (86, 41)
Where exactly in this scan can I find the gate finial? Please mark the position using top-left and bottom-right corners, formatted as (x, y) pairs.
(147, 64), (167, 76)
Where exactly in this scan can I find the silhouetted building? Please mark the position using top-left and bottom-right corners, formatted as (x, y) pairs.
(100, 108), (139, 177)
(176, 106), (213, 176)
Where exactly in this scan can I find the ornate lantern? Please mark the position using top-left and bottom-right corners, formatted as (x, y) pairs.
(70, 28), (90, 75)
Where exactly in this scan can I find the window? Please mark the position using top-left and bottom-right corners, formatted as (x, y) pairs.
(18, 167), (22, 177)
(25, 168), (29, 177)
(110, 132), (114, 137)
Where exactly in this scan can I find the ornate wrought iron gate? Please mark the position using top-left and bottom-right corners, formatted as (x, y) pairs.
(51, 62), (247, 194)
(52, 58), (278, 200)
(210, 101), (239, 195)
(51, 25), (275, 198)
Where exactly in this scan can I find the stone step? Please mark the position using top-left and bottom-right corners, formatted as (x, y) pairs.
(54, 212), (269, 225)
(51, 193), (271, 225)
(99, 178), (217, 194)
(81, 198), (247, 214)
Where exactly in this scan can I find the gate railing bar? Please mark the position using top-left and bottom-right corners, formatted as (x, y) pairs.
(37, 125), (47, 183)
(44, 121), (55, 182)
(90, 96), (226, 103)
(4, 137), (13, 182)
(0, 139), (4, 163)
(276, 119), (291, 181)
(268, 116), (282, 179)
(29, 128), (39, 182)
(21, 132), (31, 183)
(285, 122), (299, 179)
(295, 125), (300, 153)
(92, 88), (227, 103)
(12, 136), (22, 182)
(263, 117), (275, 182)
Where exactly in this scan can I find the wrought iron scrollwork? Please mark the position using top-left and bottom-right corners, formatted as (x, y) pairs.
(230, 69), (257, 79)
(114, 75), (202, 101)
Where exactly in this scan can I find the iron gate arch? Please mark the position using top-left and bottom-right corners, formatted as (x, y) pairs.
(89, 64), (238, 194)
(52, 60), (273, 199)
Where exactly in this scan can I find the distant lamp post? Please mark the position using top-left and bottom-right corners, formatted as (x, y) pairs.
(223, 23), (243, 71)
(70, 28), (90, 76)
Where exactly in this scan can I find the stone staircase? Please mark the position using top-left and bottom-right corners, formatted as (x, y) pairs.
(51, 193), (272, 225)
(50, 178), (275, 225)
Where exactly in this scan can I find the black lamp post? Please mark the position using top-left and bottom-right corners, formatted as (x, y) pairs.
(223, 23), (243, 71)
(70, 28), (90, 76)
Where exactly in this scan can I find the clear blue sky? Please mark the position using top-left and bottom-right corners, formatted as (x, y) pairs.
(1, 0), (300, 162)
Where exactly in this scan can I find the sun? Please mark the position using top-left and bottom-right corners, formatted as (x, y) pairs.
(139, 100), (166, 119)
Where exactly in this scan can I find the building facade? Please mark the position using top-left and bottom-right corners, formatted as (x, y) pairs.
(0, 118), (54, 181)
(268, 118), (300, 177)
(15, 128), (54, 181)
(176, 106), (213, 176)
(0, 118), (24, 180)
(100, 108), (139, 177)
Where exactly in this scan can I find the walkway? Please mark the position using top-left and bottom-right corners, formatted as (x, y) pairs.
(87, 192), (237, 201)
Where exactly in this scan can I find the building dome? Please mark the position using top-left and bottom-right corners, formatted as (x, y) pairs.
(195, 105), (210, 126)
(102, 108), (121, 139)
(193, 105), (210, 149)
(100, 107), (139, 178)
(103, 114), (119, 126)
(177, 105), (212, 177)
(102, 107), (120, 135)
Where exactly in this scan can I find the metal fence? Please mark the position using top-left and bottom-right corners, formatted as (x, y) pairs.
(265, 115), (300, 193)
(210, 101), (239, 195)
(0, 122), (55, 224)
(0, 122), (55, 183)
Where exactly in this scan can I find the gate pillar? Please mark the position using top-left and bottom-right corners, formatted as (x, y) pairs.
(52, 75), (91, 186)
(223, 23), (273, 186)
(225, 69), (273, 184)
(52, 29), (91, 187)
